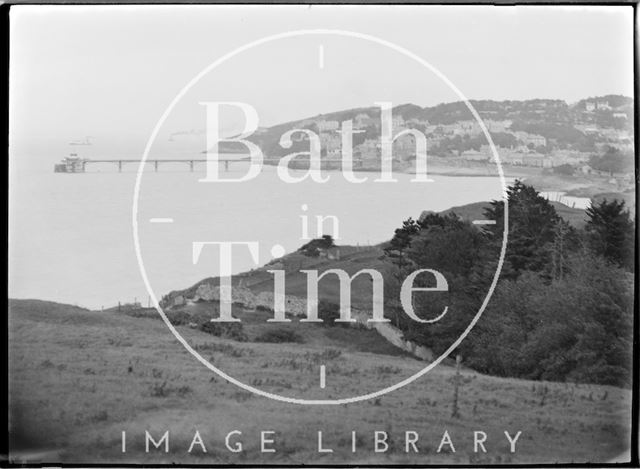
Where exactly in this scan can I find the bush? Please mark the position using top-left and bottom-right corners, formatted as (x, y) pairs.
(149, 380), (193, 398)
(298, 235), (335, 257)
(317, 301), (346, 326)
(199, 321), (247, 342)
(462, 256), (634, 387)
(553, 164), (575, 176)
(254, 328), (304, 343)
(166, 310), (192, 326)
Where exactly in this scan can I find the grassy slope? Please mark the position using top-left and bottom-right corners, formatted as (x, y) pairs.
(9, 299), (632, 465)
(164, 246), (390, 310)
(438, 200), (588, 228)
(251, 247), (390, 307)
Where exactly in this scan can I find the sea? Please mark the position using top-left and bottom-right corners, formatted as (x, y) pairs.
(10, 162), (515, 310)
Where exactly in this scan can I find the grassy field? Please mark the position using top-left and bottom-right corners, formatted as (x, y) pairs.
(8, 299), (632, 465)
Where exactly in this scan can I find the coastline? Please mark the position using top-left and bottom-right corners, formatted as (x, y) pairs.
(263, 159), (634, 200)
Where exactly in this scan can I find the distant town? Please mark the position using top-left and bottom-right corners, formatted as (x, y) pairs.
(237, 94), (634, 188)
(56, 95), (635, 194)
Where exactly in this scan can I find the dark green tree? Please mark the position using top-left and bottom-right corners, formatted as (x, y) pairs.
(463, 254), (634, 387)
(588, 147), (634, 175)
(553, 164), (574, 176)
(384, 217), (420, 268)
(482, 180), (560, 279)
(585, 199), (634, 270)
(398, 216), (489, 352)
(298, 235), (335, 257)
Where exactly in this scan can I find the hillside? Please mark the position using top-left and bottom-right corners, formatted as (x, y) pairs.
(433, 200), (588, 228)
(8, 299), (632, 464)
(213, 95), (633, 159)
(164, 199), (589, 310)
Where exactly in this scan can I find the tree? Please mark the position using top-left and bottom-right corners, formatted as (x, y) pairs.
(398, 216), (489, 352)
(553, 164), (574, 176)
(384, 217), (420, 268)
(549, 218), (579, 281)
(383, 217), (421, 327)
(588, 147), (634, 175)
(482, 180), (561, 279)
(379, 185), (634, 387)
(489, 131), (518, 149)
(462, 254), (634, 387)
(585, 199), (634, 270)
(298, 235), (335, 257)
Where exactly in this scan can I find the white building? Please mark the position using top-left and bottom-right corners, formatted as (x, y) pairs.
(514, 131), (547, 147)
(317, 120), (339, 132)
(392, 115), (405, 131)
(353, 113), (375, 129)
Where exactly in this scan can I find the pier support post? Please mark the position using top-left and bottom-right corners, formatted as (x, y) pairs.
(224, 160), (230, 172)
(118, 161), (122, 172)
(189, 161), (194, 172)
(154, 161), (158, 172)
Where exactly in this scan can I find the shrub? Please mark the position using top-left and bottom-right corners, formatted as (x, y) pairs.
(149, 380), (193, 398)
(304, 349), (342, 364)
(199, 321), (248, 342)
(553, 164), (575, 176)
(254, 328), (304, 343)
(167, 310), (192, 326)
(317, 301), (347, 327)
(298, 235), (335, 257)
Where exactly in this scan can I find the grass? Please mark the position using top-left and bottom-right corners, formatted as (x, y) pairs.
(441, 200), (588, 228)
(8, 298), (632, 465)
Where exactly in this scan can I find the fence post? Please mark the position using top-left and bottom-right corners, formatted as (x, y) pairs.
(452, 354), (462, 418)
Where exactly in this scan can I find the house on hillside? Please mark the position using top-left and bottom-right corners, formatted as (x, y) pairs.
(523, 154), (553, 168)
(514, 131), (547, 147)
(392, 115), (405, 132)
(299, 119), (316, 127)
(290, 131), (309, 142)
(393, 133), (417, 159)
(453, 120), (482, 136)
(461, 149), (487, 161)
(354, 113), (375, 129)
(407, 117), (429, 127)
(320, 132), (341, 152)
(551, 150), (589, 166)
(500, 151), (525, 165)
(356, 139), (380, 162)
(484, 119), (512, 132)
(317, 120), (339, 132)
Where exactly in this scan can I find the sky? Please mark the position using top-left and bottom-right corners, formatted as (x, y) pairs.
(9, 5), (635, 169)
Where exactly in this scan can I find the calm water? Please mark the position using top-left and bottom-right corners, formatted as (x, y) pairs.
(10, 164), (509, 309)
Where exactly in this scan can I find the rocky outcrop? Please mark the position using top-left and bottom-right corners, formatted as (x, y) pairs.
(175, 282), (434, 362)
(193, 283), (257, 309)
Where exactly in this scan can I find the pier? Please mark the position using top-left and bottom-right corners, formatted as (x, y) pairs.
(54, 155), (364, 173)
(88, 158), (218, 172)
(55, 157), (248, 173)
